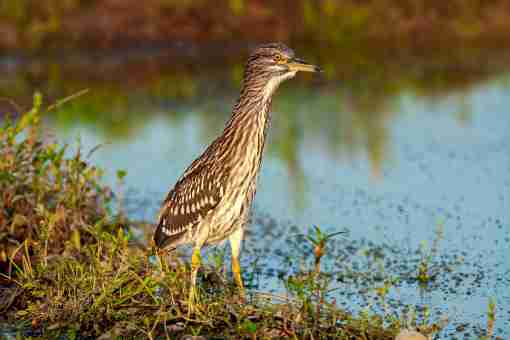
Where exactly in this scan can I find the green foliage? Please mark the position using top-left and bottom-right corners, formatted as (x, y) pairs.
(480, 298), (496, 339)
(115, 169), (127, 181)
(416, 221), (444, 285)
(0, 93), (115, 279)
(305, 225), (346, 274)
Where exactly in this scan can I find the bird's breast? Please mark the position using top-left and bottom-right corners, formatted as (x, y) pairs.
(204, 102), (269, 241)
(205, 157), (260, 243)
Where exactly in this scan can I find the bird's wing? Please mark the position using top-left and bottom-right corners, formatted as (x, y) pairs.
(154, 163), (226, 249)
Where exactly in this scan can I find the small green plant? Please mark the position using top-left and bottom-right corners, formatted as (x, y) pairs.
(416, 221), (444, 285)
(479, 298), (496, 340)
(305, 225), (346, 274)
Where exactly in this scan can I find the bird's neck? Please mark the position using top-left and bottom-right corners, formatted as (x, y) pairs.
(219, 86), (272, 171)
(216, 73), (287, 174)
(214, 71), (295, 174)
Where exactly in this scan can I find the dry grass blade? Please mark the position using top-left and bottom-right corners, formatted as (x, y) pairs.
(46, 88), (90, 112)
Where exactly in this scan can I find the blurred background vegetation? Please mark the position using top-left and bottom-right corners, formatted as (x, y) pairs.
(2, 0), (510, 51)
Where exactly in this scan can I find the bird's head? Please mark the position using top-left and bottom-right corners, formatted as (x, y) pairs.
(242, 43), (321, 97)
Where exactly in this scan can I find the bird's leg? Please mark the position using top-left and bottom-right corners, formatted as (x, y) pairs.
(188, 245), (202, 313)
(229, 227), (245, 299)
(232, 254), (244, 292)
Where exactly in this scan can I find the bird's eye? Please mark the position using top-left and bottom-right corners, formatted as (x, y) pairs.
(274, 54), (284, 63)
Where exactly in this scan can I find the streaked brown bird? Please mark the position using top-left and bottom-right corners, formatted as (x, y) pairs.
(154, 43), (320, 304)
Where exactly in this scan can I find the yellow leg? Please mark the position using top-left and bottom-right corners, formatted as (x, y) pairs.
(188, 246), (202, 313)
(232, 255), (245, 293)
(229, 228), (245, 299)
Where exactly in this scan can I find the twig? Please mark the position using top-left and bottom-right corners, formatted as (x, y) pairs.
(46, 88), (89, 112)
(0, 97), (24, 115)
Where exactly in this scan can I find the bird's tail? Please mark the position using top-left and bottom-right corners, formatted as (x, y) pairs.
(153, 224), (186, 250)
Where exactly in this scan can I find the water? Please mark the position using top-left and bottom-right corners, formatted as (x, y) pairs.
(1, 44), (509, 338)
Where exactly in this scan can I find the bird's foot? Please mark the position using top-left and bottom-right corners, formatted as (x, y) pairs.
(237, 288), (246, 304)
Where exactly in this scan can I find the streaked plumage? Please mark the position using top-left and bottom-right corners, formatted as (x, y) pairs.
(153, 43), (320, 301)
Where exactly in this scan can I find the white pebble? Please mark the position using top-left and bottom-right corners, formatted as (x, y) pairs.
(395, 329), (428, 340)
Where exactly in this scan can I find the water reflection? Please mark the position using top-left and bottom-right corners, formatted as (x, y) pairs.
(1, 44), (509, 214)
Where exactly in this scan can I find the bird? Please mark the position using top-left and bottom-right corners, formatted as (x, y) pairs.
(153, 42), (320, 306)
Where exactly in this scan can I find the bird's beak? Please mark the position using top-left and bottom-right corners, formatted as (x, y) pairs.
(287, 58), (322, 73)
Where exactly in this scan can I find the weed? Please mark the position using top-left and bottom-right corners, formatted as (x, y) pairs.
(416, 221), (444, 285)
